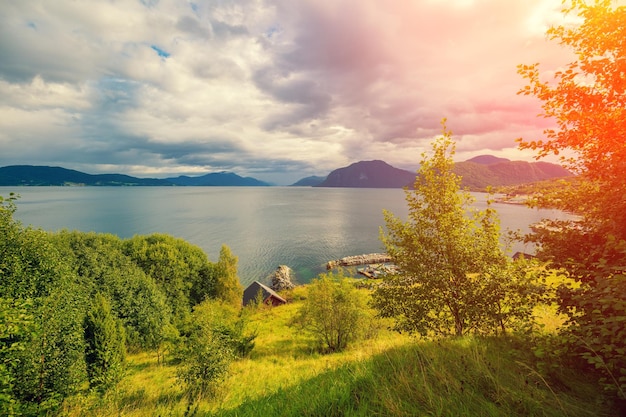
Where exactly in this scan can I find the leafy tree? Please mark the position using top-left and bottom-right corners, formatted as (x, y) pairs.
(296, 270), (372, 353)
(187, 299), (256, 359)
(372, 122), (540, 337)
(213, 245), (244, 308)
(7, 267), (88, 413)
(175, 300), (244, 404)
(518, 0), (626, 398)
(0, 298), (34, 417)
(52, 231), (173, 352)
(0, 195), (88, 412)
(122, 234), (213, 332)
(84, 293), (126, 391)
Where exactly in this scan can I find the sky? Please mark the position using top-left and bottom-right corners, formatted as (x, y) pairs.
(0, 0), (580, 185)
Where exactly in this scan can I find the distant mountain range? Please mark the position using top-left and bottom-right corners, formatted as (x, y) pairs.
(0, 165), (270, 187)
(165, 172), (269, 186)
(291, 176), (327, 187)
(293, 156), (572, 190)
(0, 156), (572, 189)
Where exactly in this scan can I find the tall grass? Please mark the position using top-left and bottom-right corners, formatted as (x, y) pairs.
(212, 337), (608, 417)
(60, 285), (612, 416)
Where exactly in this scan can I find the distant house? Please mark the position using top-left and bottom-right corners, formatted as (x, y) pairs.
(242, 281), (287, 307)
(512, 252), (536, 261)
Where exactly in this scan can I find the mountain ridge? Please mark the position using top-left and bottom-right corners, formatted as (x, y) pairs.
(0, 165), (270, 187)
(294, 156), (572, 190)
(165, 171), (270, 186)
(0, 157), (573, 189)
(314, 160), (416, 188)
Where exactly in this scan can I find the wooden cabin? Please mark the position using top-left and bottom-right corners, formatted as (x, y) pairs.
(512, 252), (536, 261)
(242, 281), (287, 307)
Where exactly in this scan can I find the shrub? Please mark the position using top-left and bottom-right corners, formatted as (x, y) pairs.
(296, 271), (372, 353)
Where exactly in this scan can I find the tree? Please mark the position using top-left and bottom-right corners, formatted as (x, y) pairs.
(123, 234), (210, 332)
(52, 231), (173, 352)
(296, 270), (372, 353)
(84, 293), (126, 391)
(175, 300), (245, 406)
(0, 195), (88, 412)
(518, 0), (626, 398)
(213, 245), (244, 308)
(0, 298), (34, 416)
(372, 122), (539, 337)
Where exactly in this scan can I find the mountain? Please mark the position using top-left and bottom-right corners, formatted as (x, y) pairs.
(0, 165), (270, 187)
(166, 172), (270, 186)
(0, 165), (171, 186)
(296, 156), (572, 190)
(466, 155), (510, 165)
(453, 160), (572, 190)
(315, 160), (416, 188)
(291, 176), (326, 186)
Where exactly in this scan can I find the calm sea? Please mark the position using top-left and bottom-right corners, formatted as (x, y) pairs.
(2, 186), (569, 286)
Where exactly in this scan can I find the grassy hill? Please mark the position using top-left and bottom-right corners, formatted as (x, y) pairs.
(60, 285), (612, 417)
(453, 161), (573, 191)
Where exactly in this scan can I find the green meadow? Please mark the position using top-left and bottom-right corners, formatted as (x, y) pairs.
(59, 285), (611, 417)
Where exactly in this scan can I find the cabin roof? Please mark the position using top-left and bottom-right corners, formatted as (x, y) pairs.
(242, 281), (287, 306)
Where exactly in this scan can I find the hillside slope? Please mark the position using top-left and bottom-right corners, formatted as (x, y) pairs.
(453, 160), (572, 190)
(0, 165), (170, 186)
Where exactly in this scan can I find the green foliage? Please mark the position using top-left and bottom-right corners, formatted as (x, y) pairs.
(52, 231), (173, 352)
(0, 220), (70, 300)
(478, 258), (550, 336)
(217, 313), (258, 359)
(0, 298), (34, 417)
(558, 272), (626, 399)
(175, 300), (243, 401)
(213, 337), (609, 417)
(194, 300), (257, 358)
(84, 293), (126, 391)
(58, 287), (617, 416)
(213, 245), (244, 308)
(123, 234), (215, 332)
(18, 280), (88, 408)
(518, 0), (626, 399)
(1, 193), (251, 413)
(0, 195), (88, 412)
(373, 122), (542, 337)
(296, 271), (373, 353)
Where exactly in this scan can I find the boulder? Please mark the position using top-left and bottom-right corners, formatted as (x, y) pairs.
(269, 265), (296, 292)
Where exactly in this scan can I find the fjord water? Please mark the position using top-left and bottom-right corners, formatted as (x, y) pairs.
(4, 186), (570, 286)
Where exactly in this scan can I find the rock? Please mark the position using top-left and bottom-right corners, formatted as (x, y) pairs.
(326, 253), (392, 269)
(269, 265), (296, 292)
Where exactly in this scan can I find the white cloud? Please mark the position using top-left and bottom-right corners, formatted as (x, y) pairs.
(0, 0), (579, 184)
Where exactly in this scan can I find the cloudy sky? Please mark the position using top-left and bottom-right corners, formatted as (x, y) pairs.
(0, 0), (579, 184)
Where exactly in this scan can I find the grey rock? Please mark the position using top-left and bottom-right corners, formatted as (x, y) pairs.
(270, 265), (296, 291)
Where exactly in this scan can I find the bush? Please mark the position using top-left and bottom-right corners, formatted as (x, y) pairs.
(295, 271), (373, 353)
(175, 301), (246, 401)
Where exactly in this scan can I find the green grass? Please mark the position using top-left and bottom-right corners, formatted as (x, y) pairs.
(60, 285), (613, 416)
(211, 337), (607, 417)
